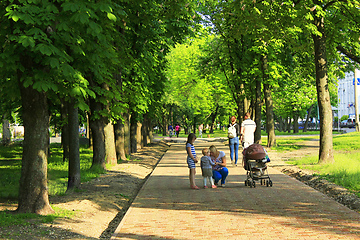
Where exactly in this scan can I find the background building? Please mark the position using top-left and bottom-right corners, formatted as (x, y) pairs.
(336, 69), (360, 119)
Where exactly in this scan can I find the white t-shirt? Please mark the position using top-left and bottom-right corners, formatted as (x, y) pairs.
(241, 119), (256, 143)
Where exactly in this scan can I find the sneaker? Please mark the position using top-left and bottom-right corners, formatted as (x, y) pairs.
(191, 186), (200, 190)
(204, 186), (208, 189)
(214, 182), (218, 186)
(211, 185), (217, 188)
(221, 184), (225, 188)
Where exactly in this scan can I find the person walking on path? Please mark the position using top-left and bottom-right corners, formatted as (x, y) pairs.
(209, 145), (228, 187)
(228, 116), (240, 166)
(186, 133), (199, 189)
(175, 124), (180, 137)
(240, 112), (256, 149)
(198, 124), (203, 138)
(200, 148), (217, 189)
(168, 124), (174, 137)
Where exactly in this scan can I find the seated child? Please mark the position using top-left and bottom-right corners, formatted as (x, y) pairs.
(200, 148), (217, 188)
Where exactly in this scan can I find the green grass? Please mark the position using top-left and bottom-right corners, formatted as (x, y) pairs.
(0, 142), (105, 227)
(332, 131), (360, 151)
(0, 142), (105, 199)
(261, 130), (321, 136)
(0, 206), (76, 227)
(262, 136), (319, 152)
(283, 132), (360, 197)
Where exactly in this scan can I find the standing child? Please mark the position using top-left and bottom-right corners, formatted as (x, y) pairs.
(186, 133), (199, 189)
(200, 148), (217, 189)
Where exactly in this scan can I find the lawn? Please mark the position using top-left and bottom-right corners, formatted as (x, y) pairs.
(283, 132), (360, 197)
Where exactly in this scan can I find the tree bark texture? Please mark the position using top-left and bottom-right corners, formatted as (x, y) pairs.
(114, 121), (127, 161)
(17, 84), (54, 215)
(210, 104), (219, 134)
(303, 104), (314, 132)
(130, 113), (137, 153)
(60, 99), (69, 162)
(124, 112), (131, 155)
(312, 13), (334, 164)
(2, 117), (11, 145)
(263, 83), (276, 148)
(137, 121), (142, 150)
(254, 78), (262, 144)
(293, 115), (299, 134)
(261, 55), (276, 148)
(67, 100), (81, 190)
(89, 97), (106, 170)
(104, 121), (117, 165)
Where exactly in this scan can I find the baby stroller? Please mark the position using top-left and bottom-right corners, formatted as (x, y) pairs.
(242, 144), (273, 188)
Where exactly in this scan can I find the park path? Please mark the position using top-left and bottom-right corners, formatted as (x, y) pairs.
(111, 138), (360, 240)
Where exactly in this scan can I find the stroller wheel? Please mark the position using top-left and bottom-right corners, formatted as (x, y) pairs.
(266, 180), (269, 187)
(252, 180), (256, 188)
(269, 180), (273, 187)
(245, 180), (248, 186)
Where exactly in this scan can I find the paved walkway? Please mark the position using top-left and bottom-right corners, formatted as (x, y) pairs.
(111, 138), (360, 240)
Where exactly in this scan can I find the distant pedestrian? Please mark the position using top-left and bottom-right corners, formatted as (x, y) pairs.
(200, 148), (216, 189)
(175, 124), (180, 137)
(186, 133), (199, 189)
(168, 125), (174, 137)
(228, 116), (240, 165)
(198, 124), (203, 138)
(240, 112), (256, 149)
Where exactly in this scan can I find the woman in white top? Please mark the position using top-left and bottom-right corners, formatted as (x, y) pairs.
(209, 145), (229, 187)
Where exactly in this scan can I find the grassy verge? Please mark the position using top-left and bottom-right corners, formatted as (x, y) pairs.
(283, 132), (360, 197)
(0, 142), (105, 226)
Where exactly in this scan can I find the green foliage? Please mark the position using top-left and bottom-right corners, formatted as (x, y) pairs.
(341, 115), (349, 121)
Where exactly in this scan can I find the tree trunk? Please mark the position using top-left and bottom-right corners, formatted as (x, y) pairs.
(67, 99), (81, 191)
(137, 121), (142, 150)
(104, 121), (117, 165)
(89, 97), (106, 170)
(60, 99), (69, 162)
(17, 84), (54, 215)
(254, 77), (262, 144)
(124, 112), (131, 155)
(287, 118), (291, 133)
(130, 113), (137, 153)
(2, 117), (11, 145)
(86, 112), (92, 149)
(114, 121), (127, 161)
(293, 115), (299, 134)
(148, 121), (153, 144)
(312, 12), (334, 164)
(261, 55), (276, 148)
(142, 114), (150, 146)
(303, 105), (314, 133)
(209, 104), (219, 134)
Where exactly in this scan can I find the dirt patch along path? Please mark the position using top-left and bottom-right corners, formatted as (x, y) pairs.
(0, 141), (169, 240)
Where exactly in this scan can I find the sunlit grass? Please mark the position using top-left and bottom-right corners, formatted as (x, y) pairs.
(284, 132), (360, 197)
(333, 132), (360, 151)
